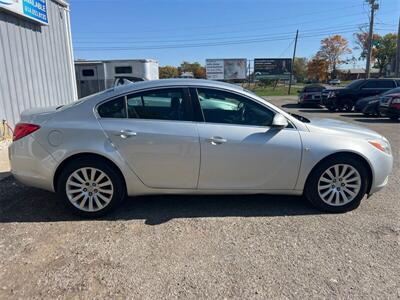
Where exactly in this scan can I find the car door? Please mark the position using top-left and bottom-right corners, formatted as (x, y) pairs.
(97, 88), (200, 189)
(193, 88), (302, 190)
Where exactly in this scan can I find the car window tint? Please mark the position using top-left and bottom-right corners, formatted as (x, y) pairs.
(98, 97), (127, 118)
(197, 88), (275, 126)
(364, 80), (395, 88)
(127, 89), (188, 121)
(376, 80), (395, 88)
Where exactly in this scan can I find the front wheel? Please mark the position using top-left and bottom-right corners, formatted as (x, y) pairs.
(305, 156), (369, 213)
(57, 158), (126, 217)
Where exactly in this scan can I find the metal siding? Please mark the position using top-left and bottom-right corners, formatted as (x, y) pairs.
(0, 0), (76, 128)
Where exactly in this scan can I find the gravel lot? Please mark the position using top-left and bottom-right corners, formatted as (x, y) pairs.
(0, 96), (399, 299)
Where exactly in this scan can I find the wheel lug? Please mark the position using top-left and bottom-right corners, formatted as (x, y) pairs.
(85, 182), (89, 186)
(341, 183), (345, 187)
(94, 189), (98, 193)
(339, 178), (342, 181)
(92, 183), (96, 186)
(83, 188), (87, 192)
(89, 192), (93, 196)
(331, 185), (335, 188)
(337, 187), (341, 191)
(333, 179), (336, 183)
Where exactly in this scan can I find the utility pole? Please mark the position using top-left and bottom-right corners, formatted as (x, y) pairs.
(395, 17), (400, 77)
(365, 0), (378, 78)
(288, 29), (298, 95)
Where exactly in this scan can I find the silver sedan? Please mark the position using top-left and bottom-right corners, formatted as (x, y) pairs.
(9, 79), (393, 216)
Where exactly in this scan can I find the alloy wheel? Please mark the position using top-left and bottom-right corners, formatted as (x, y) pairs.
(317, 164), (361, 206)
(66, 167), (114, 212)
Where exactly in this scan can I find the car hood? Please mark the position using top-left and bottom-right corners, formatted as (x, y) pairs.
(305, 118), (382, 140)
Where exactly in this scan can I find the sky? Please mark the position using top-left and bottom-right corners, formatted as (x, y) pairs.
(69, 0), (399, 68)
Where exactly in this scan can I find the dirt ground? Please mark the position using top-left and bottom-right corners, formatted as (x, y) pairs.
(0, 97), (399, 299)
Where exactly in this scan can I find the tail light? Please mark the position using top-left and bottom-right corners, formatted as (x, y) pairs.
(13, 123), (40, 141)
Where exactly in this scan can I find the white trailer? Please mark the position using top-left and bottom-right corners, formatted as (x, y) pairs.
(75, 59), (159, 98)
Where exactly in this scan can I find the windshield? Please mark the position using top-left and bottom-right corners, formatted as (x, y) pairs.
(58, 89), (114, 111)
(345, 79), (365, 89)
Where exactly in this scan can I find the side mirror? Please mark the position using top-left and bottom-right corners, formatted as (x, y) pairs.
(271, 113), (288, 129)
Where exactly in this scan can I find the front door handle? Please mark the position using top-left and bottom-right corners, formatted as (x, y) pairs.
(207, 136), (227, 145)
(116, 129), (137, 139)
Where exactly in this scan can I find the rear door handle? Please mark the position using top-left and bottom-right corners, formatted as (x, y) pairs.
(207, 136), (227, 145)
(116, 129), (137, 139)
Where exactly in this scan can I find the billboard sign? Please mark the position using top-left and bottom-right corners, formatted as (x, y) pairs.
(0, 0), (48, 25)
(206, 59), (247, 80)
(254, 58), (292, 80)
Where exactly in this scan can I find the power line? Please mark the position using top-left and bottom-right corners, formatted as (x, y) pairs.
(73, 23), (369, 45)
(73, 28), (369, 51)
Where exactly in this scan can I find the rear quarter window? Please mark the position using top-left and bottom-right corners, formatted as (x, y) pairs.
(98, 97), (127, 118)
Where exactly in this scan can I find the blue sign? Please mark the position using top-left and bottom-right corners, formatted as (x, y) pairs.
(0, 0), (48, 25)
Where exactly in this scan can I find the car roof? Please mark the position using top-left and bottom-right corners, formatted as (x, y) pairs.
(112, 79), (244, 95)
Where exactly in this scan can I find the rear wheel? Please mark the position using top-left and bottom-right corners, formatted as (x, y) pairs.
(57, 158), (126, 217)
(305, 155), (369, 213)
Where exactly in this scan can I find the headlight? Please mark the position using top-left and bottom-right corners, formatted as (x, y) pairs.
(368, 139), (391, 155)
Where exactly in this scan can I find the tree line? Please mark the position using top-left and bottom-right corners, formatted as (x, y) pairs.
(159, 31), (398, 82)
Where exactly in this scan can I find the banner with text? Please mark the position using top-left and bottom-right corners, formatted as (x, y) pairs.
(0, 0), (48, 25)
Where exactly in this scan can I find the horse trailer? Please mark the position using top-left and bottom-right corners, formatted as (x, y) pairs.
(75, 59), (159, 98)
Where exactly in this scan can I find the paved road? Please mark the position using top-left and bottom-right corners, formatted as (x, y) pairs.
(0, 97), (399, 299)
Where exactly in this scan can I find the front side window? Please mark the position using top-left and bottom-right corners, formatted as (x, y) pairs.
(98, 97), (127, 118)
(127, 88), (189, 121)
(197, 88), (275, 126)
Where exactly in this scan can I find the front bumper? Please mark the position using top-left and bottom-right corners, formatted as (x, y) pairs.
(379, 106), (400, 117)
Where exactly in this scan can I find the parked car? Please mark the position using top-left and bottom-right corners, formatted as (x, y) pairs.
(321, 78), (400, 112)
(297, 84), (326, 107)
(9, 79), (393, 217)
(355, 87), (400, 116)
(328, 79), (341, 85)
(379, 92), (400, 121)
(362, 100), (381, 117)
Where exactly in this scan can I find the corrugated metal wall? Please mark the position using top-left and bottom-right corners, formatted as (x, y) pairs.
(0, 0), (77, 128)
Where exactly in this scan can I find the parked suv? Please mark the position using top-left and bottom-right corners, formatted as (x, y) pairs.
(321, 78), (400, 112)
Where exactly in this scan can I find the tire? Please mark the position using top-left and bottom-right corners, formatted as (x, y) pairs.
(57, 157), (126, 217)
(327, 105), (336, 112)
(304, 155), (369, 213)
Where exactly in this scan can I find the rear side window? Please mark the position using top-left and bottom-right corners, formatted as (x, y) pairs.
(98, 97), (127, 118)
(127, 88), (190, 121)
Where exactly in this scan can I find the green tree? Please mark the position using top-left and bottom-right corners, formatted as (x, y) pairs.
(293, 57), (308, 83)
(159, 66), (179, 79)
(374, 33), (398, 76)
(353, 31), (381, 61)
(179, 61), (206, 79)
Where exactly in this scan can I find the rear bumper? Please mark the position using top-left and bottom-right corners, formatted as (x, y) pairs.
(9, 136), (57, 192)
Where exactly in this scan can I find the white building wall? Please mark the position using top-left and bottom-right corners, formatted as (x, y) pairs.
(0, 0), (77, 127)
